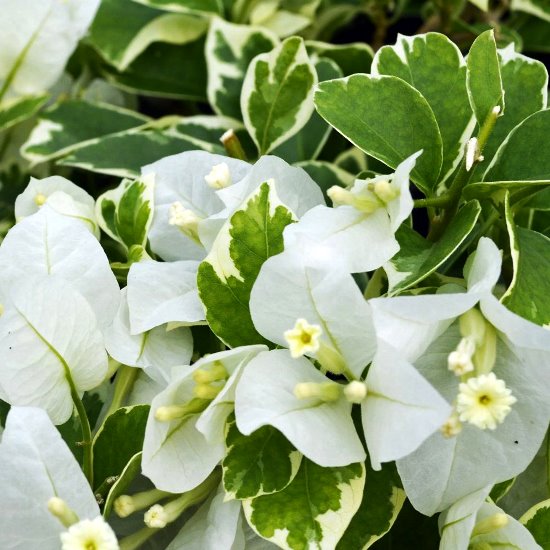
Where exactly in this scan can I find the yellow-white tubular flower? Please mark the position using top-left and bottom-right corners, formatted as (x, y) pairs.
(447, 337), (476, 376)
(204, 162), (232, 189)
(456, 373), (517, 430)
(60, 517), (119, 550)
(168, 202), (201, 236)
(47, 497), (79, 528)
(440, 411), (463, 438)
(34, 193), (47, 206)
(284, 318), (322, 358)
(144, 504), (169, 529)
(344, 381), (368, 404)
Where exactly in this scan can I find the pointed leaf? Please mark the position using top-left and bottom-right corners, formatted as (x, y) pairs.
(521, 499), (550, 548)
(0, 94), (48, 132)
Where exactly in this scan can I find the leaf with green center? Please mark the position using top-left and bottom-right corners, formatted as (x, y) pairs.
(471, 44), (548, 182)
(132, 0), (223, 14)
(89, 0), (208, 71)
(337, 461), (405, 550)
(464, 180), (550, 201)
(198, 180), (295, 347)
(243, 459), (365, 550)
(315, 74), (443, 194)
(273, 57), (342, 163)
(0, 94), (48, 132)
(385, 200), (481, 294)
(373, 33), (474, 186)
(93, 405), (150, 491)
(223, 415), (301, 500)
(21, 100), (149, 166)
(484, 109), (550, 182)
(241, 36), (317, 155)
(520, 499), (550, 548)
(206, 17), (278, 120)
(60, 130), (200, 178)
(466, 30), (504, 126)
(305, 40), (373, 76)
(511, 0), (550, 22)
(502, 194), (550, 325)
(103, 452), (143, 518)
(96, 175), (154, 250)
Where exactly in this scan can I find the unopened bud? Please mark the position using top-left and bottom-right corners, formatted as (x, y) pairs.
(471, 513), (508, 537)
(47, 497), (79, 528)
(343, 381), (368, 403)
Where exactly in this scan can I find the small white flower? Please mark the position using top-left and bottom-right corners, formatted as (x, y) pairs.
(447, 337), (476, 376)
(60, 517), (119, 550)
(204, 162), (232, 189)
(456, 373), (517, 430)
(144, 504), (168, 528)
(168, 202), (200, 231)
(284, 318), (322, 358)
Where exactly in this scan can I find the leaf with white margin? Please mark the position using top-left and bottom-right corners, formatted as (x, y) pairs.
(511, 0), (550, 22)
(223, 415), (302, 500)
(0, 277), (107, 424)
(241, 36), (317, 155)
(0, 93), (48, 132)
(0, 407), (100, 550)
(243, 458), (365, 550)
(143, 150), (251, 261)
(235, 350), (366, 467)
(216, 155), (325, 217)
(206, 17), (278, 120)
(142, 346), (266, 492)
(362, 341), (452, 471)
(521, 498), (550, 548)
(0, 207), (120, 330)
(396, 323), (550, 515)
(0, 0), (100, 102)
(96, 174), (155, 250)
(372, 33), (474, 186)
(167, 482), (243, 550)
(250, 250), (375, 379)
(282, 151), (419, 273)
(198, 180), (295, 347)
(127, 259), (204, 334)
(15, 175), (98, 236)
(104, 289), (193, 385)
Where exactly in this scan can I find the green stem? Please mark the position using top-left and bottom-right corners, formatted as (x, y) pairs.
(103, 365), (139, 420)
(427, 106), (501, 241)
(414, 195), (451, 209)
(70, 384), (93, 487)
(119, 527), (159, 550)
(220, 129), (248, 161)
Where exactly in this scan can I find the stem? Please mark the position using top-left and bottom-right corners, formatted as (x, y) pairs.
(70, 385), (93, 487)
(119, 527), (159, 550)
(414, 195), (451, 209)
(427, 106), (501, 241)
(103, 365), (139, 420)
(220, 129), (248, 161)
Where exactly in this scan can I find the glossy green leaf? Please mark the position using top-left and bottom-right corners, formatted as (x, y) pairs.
(241, 36), (317, 154)
(305, 40), (373, 76)
(512, 0), (550, 22)
(466, 30), (504, 125)
(373, 33), (473, 185)
(60, 130), (199, 178)
(96, 175), (154, 249)
(103, 452), (143, 518)
(243, 459), (365, 550)
(21, 100), (149, 166)
(484, 109), (550, 182)
(521, 499), (550, 549)
(463, 180), (550, 201)
(206, 17), (278, 120)
(386, 200), (481, 294)
(92, 405), (150, 491)
(490, 478), (516, 502)
(223, 416), (301, 500)
(133, 0), (222, 13)
(315, 74), (443, 193)
(273, 57), (341, 163)
(198, 181), (295, 347)
(337, 462), (405, 550)
(0, 94), (48, 132)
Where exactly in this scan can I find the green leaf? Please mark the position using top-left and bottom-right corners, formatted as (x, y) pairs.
(0, 94), (48, 132)
(464, 180), (550, 201)
(59, 130), (200, 177)
(273, 57), (341, 163)
(89, 0), (208, 71)
(511, 0), (550, 22)
(132, 0), (223, 14)
(490, 478), (516, 502)
(241, 36), (317, 155)
(315, 74), (443, 194)
(385, 200), (481, 294)
(92, 405), (150, 492)
(305, 40), (373, 76)
(21, 100), (149, 166)
(96, 175), (155, 249)
(206, 17), (278, 120)
(103, 452), (143, 518)
(101, 40), (207, 100)
(243, 459), (365, 550)
(198, 181), (295, 347)
(484, 109), (550, 182)
(223, 415), (302, 500)
(521, 499), (550, 549)
(466, 29), (504, 125)
(337, 462), (404, 550)
(373, 33), (473, 185)
(502, 198), (550, 325)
